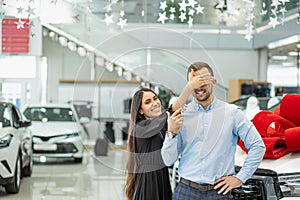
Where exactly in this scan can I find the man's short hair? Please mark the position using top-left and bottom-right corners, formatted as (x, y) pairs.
(187, 62), (214, 80)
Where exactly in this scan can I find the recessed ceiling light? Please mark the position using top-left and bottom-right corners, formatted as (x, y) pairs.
(288, 52), (300, 56)
(272, 56), (288, 60)
(282, 62), (293, 67)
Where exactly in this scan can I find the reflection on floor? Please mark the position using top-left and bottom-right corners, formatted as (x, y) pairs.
(0, 148), (127, 200)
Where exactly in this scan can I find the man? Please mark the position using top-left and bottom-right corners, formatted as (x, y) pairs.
(162, 61), (266, 199)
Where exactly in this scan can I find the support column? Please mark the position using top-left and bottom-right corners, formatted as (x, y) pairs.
(257, 47), (268, 81)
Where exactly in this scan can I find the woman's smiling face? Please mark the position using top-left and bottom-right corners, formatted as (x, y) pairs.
(139, 91), (162, 120)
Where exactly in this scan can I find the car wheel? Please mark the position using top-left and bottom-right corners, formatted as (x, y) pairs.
(5, 154), (21, 194)
(74, 157), (83, 163)
(22, 153), (33, 177)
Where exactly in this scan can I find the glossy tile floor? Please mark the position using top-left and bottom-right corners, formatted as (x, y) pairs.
(0, 148), (127, 200)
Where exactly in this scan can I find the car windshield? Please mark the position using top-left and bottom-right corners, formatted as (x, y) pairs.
(23, 107), (76, 122)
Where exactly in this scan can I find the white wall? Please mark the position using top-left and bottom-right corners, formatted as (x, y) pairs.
(43, 37), (89, 103)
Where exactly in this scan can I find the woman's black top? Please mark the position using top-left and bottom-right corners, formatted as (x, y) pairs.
(132, 111), (172, 200)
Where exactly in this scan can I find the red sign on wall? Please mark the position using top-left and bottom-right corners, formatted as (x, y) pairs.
(1, 18), (30, 53)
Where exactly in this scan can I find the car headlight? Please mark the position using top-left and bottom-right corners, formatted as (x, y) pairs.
(66, 132), (79, 138)
(0, 134), (13, 148)
(279, 174), (300, 196)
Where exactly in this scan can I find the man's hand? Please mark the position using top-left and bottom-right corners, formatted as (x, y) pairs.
(214, 176), (243, 195)
(167, 108), (183, 134)
(188, 69), (214, 90)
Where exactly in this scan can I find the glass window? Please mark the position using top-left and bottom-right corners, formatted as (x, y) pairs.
(23, 107), (75, 122)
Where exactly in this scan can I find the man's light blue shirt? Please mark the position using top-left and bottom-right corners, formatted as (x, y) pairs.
(161, 97), (266, 184)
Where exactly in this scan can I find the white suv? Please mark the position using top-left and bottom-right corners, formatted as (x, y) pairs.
(23, 104), (88, 163)
(0, 102), (33, 194)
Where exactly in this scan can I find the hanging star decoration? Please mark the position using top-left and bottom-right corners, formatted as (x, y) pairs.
(195, 4), (205, 14)
(26, 6), (35, 18)
(260, 2), (267, 16)
(169, 13), (175, 20)
(187, 16), (193, 28)
(178, 0), (188, 12)
(169, 7), (176, 13)
(117, 17), (127, 29)
(157, 0), (205, 27)
(103, 0), (119, 27)
(280, 7), (287, 15)
(244, 33), (253, 41)
(188, 0), (197, 8)
(17, 6), (24, 14)
(268, 16), (280, 28)
(179, 12), (186, 22)
(157, 11), (168, 24)
(160, 1), (167, 11)
(28, 20), (34, 28)
(101, 0), (295, 41)
(243, 0), (255, 41)
(117, 10), (127, 29)
(15, 18), (25, 29)
(104, 13), (114, 26)
(104, 3), (112, 12)
(188, 9), (195, 16)
(271, 0), (280, 9)
(280, 0), (290, 5)
(169, 6), (176, 20)
(120, 10), (125, 17)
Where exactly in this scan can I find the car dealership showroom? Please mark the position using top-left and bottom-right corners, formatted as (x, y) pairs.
(1, 0), (300, 199)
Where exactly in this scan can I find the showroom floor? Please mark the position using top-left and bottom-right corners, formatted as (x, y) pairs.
(0, 147), (127, 200)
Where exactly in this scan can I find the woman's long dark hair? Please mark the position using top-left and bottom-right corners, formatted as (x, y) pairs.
(125, 88), (157, 200)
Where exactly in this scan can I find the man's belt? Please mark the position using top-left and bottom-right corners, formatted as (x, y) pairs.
(180, 177), (215, 191)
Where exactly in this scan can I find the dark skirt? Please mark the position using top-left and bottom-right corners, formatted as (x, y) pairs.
(133, 167), (172, 200)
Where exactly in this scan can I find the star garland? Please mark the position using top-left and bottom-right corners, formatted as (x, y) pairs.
(244, 0), (255, 41)
(154, 0), (294, 40)
(15, 18), (26, 29)
(117, 10), (127, 28)
(103, 0), (128, 29)
(2, 0), (298, 41)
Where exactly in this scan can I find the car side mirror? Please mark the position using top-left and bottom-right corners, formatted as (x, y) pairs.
(20, 120), (32, 127)
(79, 117), (90, 124)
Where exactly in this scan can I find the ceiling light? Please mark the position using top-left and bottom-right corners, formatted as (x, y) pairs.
(67, 41), (77, 51)
(43, 29), (48, 37)
(105, 62), (114, 72)
(272, 56), (288, 60)
(49, 31), (56, 39)
(77, 47), (86, 57)
(58, 36), (68, 47)
(282, 62), (294, 67)
(117, 67), (123, 77)
(288, 52), (300, 56)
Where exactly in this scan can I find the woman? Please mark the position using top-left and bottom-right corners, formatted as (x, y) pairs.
(125, 71), (213, 200)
